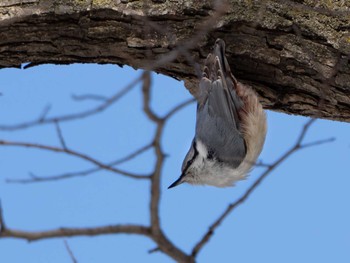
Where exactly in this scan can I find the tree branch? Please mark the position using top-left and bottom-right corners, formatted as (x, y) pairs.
(141, 72), (194, 262)
(38, 104), (52, 122)
(0, 72), (198, 262)
(142, 72), (161, 123)
(0, 140), (149, 180)
(163, 98), (195, 120)
(191, 119), (335, 257)
(1, 224), (151, 241)
(0, 76), (141, 131)
(64, 240), (78, 263)
(1, 1), (349, 120)
(6, 143), (153, 184)
(71, 93), (108, 102)
(54, 121), (68, 150)
(0, 200), (5, 233)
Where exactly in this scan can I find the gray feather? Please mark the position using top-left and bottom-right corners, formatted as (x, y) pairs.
(195, 40), (246, 168)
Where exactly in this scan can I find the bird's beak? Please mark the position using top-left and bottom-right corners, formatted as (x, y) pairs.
(168, 174), (185, 189)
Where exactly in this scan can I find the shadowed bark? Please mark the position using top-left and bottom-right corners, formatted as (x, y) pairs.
(0, 0), (349, 121)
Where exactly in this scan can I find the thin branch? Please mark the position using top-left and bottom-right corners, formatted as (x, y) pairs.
(0, 140), (149, 180)
(0, 200), (5, 233)
(64, 240), (78, 263)
(38, 104), (52, 122)
(108, 143), (153, 165)
(254, 160), (273, 168)
(163, 98), (195, 120)
(191, 119), (335, 257)
(0, 76), (141, 131)
(300, 138), (335, 148)
(1, 224), (151, 241)
(148, 247), (160, 254)
(54, 121), (67, 150)
(295, 117), (316, 146)
(71, 93), (108, 102)
(142, 72), (161, 122)
(6, 143), (153, 184)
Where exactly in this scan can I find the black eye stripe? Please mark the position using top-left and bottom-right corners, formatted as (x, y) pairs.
(183, 140), (199, 174)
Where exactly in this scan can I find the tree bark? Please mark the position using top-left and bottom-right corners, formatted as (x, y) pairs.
(0, 0), (349, 122)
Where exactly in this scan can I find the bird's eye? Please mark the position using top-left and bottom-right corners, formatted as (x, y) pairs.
(207, 149), (215, 159)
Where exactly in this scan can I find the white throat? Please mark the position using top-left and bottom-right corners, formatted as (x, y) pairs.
(185, 139), (247, 187)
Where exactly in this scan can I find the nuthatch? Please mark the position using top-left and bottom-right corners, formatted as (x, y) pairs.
(169, 39), (267, 188)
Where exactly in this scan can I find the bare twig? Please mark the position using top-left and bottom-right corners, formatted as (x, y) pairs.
(108, 143), (153, 165)
(64, 240), (78, 263)
(254, 160), (273, 168)
(148, 247), (160, 254)
(0, 140), (149, 180)
(301, 138), (335, 148)
(0, 200), (5, 233)
(163, 98), (195, 120)
(0, 224), (151, 241)
(71, 94), (108, 102)
(38, 104), (52, 122)
(6, 143), (153, 184)
(54, 121), (67, 150)
(191, 119), (335, 257)
(142, 72), (161, 122)
(0, 76), (141, 131)
(296, 118), (316, 145)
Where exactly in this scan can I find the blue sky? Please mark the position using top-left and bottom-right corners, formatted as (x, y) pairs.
(0, 64), (349, 263)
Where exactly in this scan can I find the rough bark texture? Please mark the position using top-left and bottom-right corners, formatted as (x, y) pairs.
(0, 0), (349, 122)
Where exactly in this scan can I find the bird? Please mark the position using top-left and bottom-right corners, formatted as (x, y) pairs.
(168, 39), (267, 188)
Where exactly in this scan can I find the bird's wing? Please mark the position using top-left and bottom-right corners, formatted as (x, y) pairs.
(196, 40), (247, 168)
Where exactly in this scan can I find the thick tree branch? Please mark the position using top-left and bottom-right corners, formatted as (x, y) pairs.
(0, 0), (349, 121)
